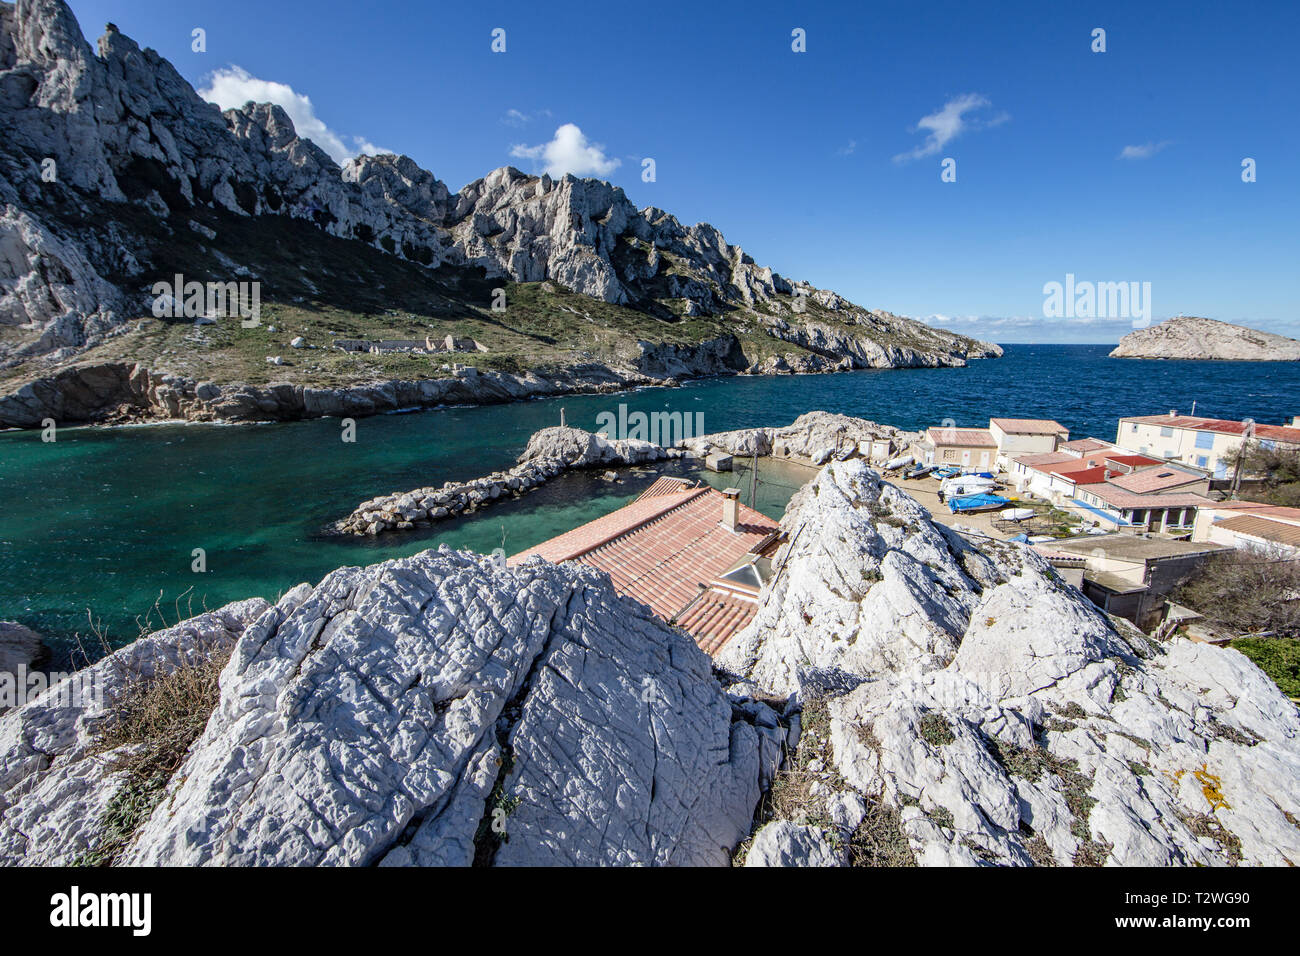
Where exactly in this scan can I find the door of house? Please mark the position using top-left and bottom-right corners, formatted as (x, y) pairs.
(962, 450), (971, 466)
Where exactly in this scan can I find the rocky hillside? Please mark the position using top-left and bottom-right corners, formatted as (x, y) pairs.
(724, 460), (1300, 866)
(1111, 316), (1300, 361)
(0, 0), (998, 427)
(0, 549), (788, 865)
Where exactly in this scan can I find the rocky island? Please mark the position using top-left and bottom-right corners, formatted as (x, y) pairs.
(1110, 316), (1300, 362)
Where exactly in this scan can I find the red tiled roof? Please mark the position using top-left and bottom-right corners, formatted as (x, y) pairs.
(991, 418), (1069, 435)
(1107, 467), (1204, 494)
(674, 586), (760, 655)
(1121, 414), (1300, 444)
(635, 475), (697, 500)
(1050, 465), (1111, 484)
(928, 427), (997, 447)
(1213, 515), (1300, 548)
(511, 486), (779, 654)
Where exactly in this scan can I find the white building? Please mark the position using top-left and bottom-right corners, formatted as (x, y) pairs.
(1116, 412), (1300, 479)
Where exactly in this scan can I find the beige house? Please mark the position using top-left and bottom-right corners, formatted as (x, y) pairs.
(1039, 535), (1227, 629)
(989, 418), (1069, 467)
(1117, 412), (1300, 480)
(913, 427), (999, 471)
(1193, 502), (1300, 555)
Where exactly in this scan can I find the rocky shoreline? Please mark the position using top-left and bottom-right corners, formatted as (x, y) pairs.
(0, 334), (998, 429)
(333, 411), (916, 538)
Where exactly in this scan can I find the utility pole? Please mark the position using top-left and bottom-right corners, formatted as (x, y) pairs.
(1230, 418), (1255, 498)
(560, 407), (566, 428)
(749, 451), (759, 509)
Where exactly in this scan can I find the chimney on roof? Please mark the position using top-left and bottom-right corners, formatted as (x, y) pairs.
(1169, 409), (1178, 417)
(721, 488), (741, 531)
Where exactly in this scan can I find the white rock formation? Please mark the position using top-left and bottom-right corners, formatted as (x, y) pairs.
(726, 459), (1300, 867)
(0, 549), (786, 866)
(679, 411), (917, 467)
(1110, 316), (1300, 361)
(0, 621), (44, 674)
(0, 598), (270, 864)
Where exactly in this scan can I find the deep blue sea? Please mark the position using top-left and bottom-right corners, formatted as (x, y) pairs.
(2, 344), (1298, 656)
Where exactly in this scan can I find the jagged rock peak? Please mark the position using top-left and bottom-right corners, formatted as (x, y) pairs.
(727, 459), (1300, 867)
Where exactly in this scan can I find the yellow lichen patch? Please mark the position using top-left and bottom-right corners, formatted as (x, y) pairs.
(1193, 765), (1231, 813)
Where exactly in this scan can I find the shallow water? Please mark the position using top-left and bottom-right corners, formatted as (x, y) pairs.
(2, 344), (1296, 656)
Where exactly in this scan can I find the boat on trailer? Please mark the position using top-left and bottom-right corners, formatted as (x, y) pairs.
(948, 492), (1011, 514)
(904, 464), (934, 480)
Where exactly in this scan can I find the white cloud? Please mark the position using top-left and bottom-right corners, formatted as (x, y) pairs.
(502, 108), (552, 128)
(893, 93), (1008, 163)
(199, 65), (387, 165)
(509, 123), (621, 178)
(836, 139), (857, 156)
(1118, 141), (1172, 160)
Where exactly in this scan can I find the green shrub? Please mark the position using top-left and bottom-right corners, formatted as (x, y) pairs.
(1230, 637), (1300, 698)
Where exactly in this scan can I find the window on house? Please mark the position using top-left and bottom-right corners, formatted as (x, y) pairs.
(1194, 431), (1214, 450)
(1196, 455), (1209, 468)
(1160, 426), (1174, 437)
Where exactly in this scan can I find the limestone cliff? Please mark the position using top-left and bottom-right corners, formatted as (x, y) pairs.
(0, 0), (999, 427)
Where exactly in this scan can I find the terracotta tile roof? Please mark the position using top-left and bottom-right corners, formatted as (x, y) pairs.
(1213, 514), (1300, 548)
(1076, 485), (1212, 510)
(991, 418), (1069, 435)
(928, 427), (997, 447)
(1104, 454), (1164, 468)
(1061, 438), (1113, 453)
(1050, 465), (1111, 484)
(1211, 501), (1300, 523)
(511, 486), (779, 655)
(1107, 467), (1203, 494)
(674, 586), (760, 656)
(1121, 414), (1300, 444)
(635, 475), (698, 500)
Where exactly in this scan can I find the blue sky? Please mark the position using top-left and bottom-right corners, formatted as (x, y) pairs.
(64, 0), (1300, 343)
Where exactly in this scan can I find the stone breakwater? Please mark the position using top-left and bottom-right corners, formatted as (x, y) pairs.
(681, 410), (919, 466)
(332, 425), (674, 536)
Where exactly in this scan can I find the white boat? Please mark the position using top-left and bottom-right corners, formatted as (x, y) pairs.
(999, 507), (1036, 522)
(940, 475), (996, 497)
(883, 454), (913, 471)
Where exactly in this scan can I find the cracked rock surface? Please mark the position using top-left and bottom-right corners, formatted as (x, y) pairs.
(1, 549), (783, 865)
(728, 459), (1300, 867)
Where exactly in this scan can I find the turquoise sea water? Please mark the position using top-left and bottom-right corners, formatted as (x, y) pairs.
(2, 344), (1298, 658)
